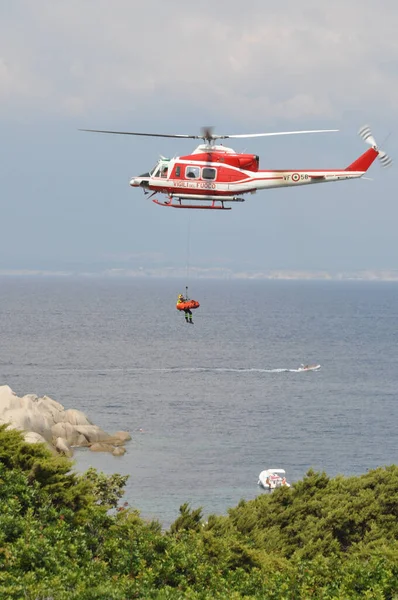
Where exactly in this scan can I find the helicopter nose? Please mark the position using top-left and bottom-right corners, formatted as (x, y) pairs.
(130, 178), (140, 187)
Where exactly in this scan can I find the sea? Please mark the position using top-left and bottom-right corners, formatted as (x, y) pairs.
(0, 276), (397, 527)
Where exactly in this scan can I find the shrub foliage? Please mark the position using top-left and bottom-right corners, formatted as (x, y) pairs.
(0, 425), (397, 599)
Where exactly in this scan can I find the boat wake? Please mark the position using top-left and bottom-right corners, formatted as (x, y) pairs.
(148, 366), (320, 373)
(51, 365), (320, 374)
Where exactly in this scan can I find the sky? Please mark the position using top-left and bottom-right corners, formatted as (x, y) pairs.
(1, 0), (398, 275)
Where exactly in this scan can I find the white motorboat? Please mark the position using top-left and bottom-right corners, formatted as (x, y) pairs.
(297, 364), (321, 372)
(258, 469), (290, 490)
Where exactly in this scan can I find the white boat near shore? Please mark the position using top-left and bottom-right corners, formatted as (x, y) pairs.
(258, 469), (290, 490)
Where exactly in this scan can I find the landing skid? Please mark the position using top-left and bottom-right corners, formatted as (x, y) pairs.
(152, 198), (232, 210)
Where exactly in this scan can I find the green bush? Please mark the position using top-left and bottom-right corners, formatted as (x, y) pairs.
(1, 426), (398, 598)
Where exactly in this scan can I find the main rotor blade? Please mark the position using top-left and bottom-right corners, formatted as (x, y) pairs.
(78, 129), (201, 139)
(219, 129), (339, 139)
(79, 127), (339, 141)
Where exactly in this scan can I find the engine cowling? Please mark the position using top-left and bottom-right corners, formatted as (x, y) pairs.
(237, 154), (259, 170)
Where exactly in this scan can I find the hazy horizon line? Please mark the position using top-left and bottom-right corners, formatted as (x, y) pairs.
(1, 268), (398, 282)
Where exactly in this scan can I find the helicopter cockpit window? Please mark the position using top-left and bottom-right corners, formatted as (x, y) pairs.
(185, 166), (200, 179)
(152, 167), (161, 178)
(202, 167), (216, 180)
(150, 164), (160, 176)
(160, 165), (168, 178)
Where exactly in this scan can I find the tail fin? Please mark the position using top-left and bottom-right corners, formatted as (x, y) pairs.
(345, 147), (378, 172)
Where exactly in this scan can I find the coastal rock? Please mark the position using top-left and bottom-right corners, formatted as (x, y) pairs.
(41, 394), (65, 413)
(36, 396), (65, 423)
(0, 385), (22, 412)
(75, 433), (90, 447)
(3, 407), (53, 442)
(60, 409), (92, 426)
(23, 431), (57, 455)
(55, 437), (73, 457)
(24, 431), (48, 445)
(0, 385), (130, 457)
(102, 436), (127, 447)
(75, 425), (110, 443)
(113, 431), (132, 442)
(51, 422), (84, 445)
(112, 446), (126, 456)
(89, 442), (115, 453)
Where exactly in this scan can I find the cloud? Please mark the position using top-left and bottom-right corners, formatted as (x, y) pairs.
(1, 0), (398, 121)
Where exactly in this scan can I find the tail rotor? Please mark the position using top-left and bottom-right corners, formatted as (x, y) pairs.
(378, 150), (393, 168)
(358, 125), (393, 168)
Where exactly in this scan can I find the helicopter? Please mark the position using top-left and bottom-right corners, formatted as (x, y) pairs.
(80, 125), (392, 210)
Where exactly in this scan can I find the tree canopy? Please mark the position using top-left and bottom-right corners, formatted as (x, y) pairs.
(0, 425), (397, 599)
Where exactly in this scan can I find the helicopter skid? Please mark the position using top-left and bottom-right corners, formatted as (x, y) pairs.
(152, 198), (232, 210)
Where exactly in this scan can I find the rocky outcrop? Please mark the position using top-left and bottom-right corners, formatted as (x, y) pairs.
(113, 431), (132, 443)
(112, 446), (126, 457)
(55, 437), (73, 457)
(89, 442), (115, 453)
(0, 385), (130, 457)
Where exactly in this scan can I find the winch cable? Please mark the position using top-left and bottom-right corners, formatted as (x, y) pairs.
(185, 213), (191, 299)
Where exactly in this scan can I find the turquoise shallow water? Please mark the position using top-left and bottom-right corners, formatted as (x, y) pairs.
(1, 277), (397, 526)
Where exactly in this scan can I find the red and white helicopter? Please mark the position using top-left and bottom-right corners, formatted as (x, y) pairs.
(80, 125), (392, 210)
